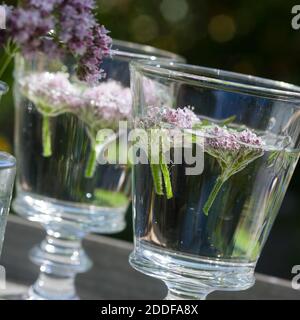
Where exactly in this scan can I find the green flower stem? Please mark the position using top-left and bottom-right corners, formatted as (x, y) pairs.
(42, 115), (52, 157)
(0, 54), (13, 79)
(84, 128), (98, 179)
(150, 154), (173, 199)
(203, 173), (227, 216)
(0, 41), (18, 79)
(0, 52), (14, 79)
(150, 164), (163, 195)
(160, 162), (173, 199)
(85, 146), (98, 178)
(84, 129), (120, 179)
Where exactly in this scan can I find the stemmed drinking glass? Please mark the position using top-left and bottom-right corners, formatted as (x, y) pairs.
(129, 60), (300, 300)
(12, 41), (184, 300)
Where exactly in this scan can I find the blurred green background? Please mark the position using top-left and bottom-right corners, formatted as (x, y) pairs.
(1, 0), (300, 280)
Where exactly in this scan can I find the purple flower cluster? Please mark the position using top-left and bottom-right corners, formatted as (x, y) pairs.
(146, 106), (199, 129)
(20, 72), (132, 126)
(81, 80), (132, 127)
(206, 126), (263, 151)
(58, 0), (95, 55)
(3, 0), (112, 83)
(28, 0), (63, 14)
(145, 106), (263, 152)
(77, 25), (112, 83)
(206, 126), (240, 150)
(20, 72), (82, 115)
(164, 107), (199, 129)
(238, 129), (263, 146)
(7, 7), (55, 57)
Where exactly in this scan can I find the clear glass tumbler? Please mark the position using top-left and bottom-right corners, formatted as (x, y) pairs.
(129, 60), (300, 300)
(0, 152), (16, 256)
(0, 82), (16, 259)
(13, 41), (184, 300)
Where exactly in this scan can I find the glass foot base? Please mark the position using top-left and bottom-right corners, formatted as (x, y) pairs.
(0, 293), (27, 300)
(0, 291), (78, 300)
(27, 285), (79, 300)
(0, 276), (80, 300)
(10, 191), (128, 299)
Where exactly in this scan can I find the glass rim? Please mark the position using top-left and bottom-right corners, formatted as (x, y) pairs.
(0, 81), (8, 95)
(131, 60), (300, 102)
(111, 39), (185, 62)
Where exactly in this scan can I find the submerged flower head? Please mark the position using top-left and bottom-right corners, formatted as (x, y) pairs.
(206, 126), (240, 151)
(164, 107), (198, 129)
(203, 125), (264, 215)
(206, 126), (263, 151)
(237, 129), (263, 146)
(146, 105), (198, 129)
(78, 80), (132, 128)
(20, 72), (82, 114)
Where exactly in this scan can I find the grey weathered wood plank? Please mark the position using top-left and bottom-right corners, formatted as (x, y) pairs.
(0, 215), (299, 300)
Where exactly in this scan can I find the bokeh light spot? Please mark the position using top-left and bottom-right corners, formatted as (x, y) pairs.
(208, 14), (236, 43)
(130, 15), (159, 43)
(0, 136), (12, 153)
(160, 0), (189, 23)
(99, 0), (129, 13)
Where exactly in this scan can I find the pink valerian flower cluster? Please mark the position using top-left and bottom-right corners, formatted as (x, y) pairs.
(28, 0), (63, 14)
(59, 0), (96, 55)
(145, 106), (263, 150)
(206, 126), (240, 150)
(238, 129), (263, 146)
(146, 106), (199, 129)
(206, 126), (263, 150)
(164, 107), (199, 129)
(77, 25), (112, 83)
(81, 80), (132, 127)
(3, 0), (112, 83)
(20, 72), (132, 125)
(20, 72), (82, 114)
(6, 5), (55, 56)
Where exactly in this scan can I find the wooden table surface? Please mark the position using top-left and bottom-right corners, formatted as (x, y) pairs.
(0, 215), (299, 300)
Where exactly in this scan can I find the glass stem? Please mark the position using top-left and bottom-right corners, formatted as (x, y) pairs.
(203, 173), (227, 216)
(85, 146), (97, 178)
(165, 283), (212, 300)
(42, 115), (52, 157)
(28, 227), (92, 300)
